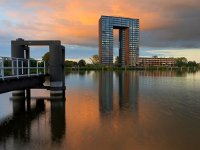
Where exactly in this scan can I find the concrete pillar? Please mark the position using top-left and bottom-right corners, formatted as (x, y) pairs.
(11, 38), (25, 75)
(49, 43), (65, 100)
(11, 38), (25, 59)
(61, 45), (65, 90)
(24, 45), (31, 110)
(24, 45), (30, 59)
(11, 38), (26, 104)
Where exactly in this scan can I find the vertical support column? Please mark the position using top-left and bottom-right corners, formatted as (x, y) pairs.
(119, 29), (126, 67)
(11, 38), (26, 104)
(25, 46), (30, 59)
(50, 52), (66, 140)
(21, 60), (24, 75)
(24, 45), (30, 76)
(119, 28), (129, 67)
(49, 42), (66, 100)
(125, 28), (130, 66)
(1, 58), (4, 80)
(16, 58), (19, 78)
(12, 59), (14, 75)
(99, 19), (102, 64)
(37, 61), (39, 75)
(28, 59), (30, 77)
(11, 38), (25, 75)
(99, 17), (113, 65)
(108, 25), (114, 65)
(61, 45), (66, 98)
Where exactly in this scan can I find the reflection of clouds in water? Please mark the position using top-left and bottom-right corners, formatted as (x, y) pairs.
(1, 71), (200, 149)
(0, 92), (13, 120)
(31, 89), (50, 97)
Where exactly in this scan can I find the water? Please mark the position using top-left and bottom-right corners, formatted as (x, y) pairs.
(0, 70), (200, 150)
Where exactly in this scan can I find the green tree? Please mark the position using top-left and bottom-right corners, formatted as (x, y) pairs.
(64, 60), (78, 67)
(90, 54), (99, 65)
(175, 57), (187, 67)
(42, 52), (50, 62)
(187, 61), (197, 67)
(78, 59), (86, 67)
(114, 56), (119, 65)
(3, 59), (11, 67)
(29, 58), (37, 66)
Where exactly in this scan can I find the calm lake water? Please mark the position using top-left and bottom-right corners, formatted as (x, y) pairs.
(0, 70), (200, 150)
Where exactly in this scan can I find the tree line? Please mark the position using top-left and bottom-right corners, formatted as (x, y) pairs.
(42, 52), (98, 67)
(42, 52), (200, 68)
(174, 57), (199, 68)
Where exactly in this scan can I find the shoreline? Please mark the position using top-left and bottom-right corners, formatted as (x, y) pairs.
(64, 66), (200, 71)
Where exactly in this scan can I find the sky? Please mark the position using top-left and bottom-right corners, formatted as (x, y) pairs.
(0, 0), (200, 62)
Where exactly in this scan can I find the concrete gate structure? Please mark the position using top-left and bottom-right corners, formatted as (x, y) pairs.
(11, 38), (65, 100)
(99, 16), (139, 67)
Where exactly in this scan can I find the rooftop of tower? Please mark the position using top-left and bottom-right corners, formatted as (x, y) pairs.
(100, 15), (139, 20)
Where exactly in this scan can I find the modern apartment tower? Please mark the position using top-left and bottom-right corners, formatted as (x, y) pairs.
(99, 16), (139, 66)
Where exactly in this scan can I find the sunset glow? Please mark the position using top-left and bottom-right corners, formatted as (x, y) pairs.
(0, 0), (200, 61)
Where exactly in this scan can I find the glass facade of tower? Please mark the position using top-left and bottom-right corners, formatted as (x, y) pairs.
(99, 16), (139, 66)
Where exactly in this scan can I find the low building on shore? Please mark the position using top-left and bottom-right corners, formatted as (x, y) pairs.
(138, 57), (175, 67)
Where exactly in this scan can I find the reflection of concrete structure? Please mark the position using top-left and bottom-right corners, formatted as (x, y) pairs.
(99, 71), (113, 113)
(0, 97), (45, 145)
(12, 91), (26, 115)
(99, 16), (139, 66)
(118, 71), (138, 111)
(0, 96), (66, 147)
(51, 101), (66, 142)
(139, 57), (175, 67)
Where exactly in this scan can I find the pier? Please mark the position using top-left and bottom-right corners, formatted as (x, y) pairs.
(0, 38), (66, 100)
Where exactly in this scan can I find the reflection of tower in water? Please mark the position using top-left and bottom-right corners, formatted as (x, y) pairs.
(99, 71), (139, 113)
(99, 71), (113, 113)
(119, 71), (139, 112)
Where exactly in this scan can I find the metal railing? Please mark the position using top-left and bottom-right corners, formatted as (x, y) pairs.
(0, 57), (46, 80)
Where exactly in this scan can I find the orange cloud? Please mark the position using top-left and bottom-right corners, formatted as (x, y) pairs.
(1, 0), (200, 47)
